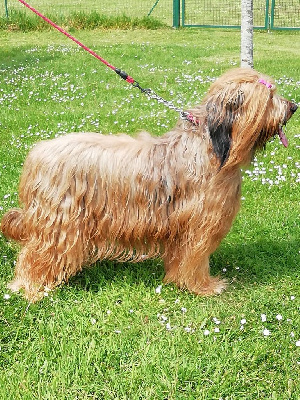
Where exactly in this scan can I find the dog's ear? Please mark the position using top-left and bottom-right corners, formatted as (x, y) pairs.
(206, 91), (244, 167)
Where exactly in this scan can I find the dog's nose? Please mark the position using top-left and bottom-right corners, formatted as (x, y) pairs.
(290, 103), (298, 113)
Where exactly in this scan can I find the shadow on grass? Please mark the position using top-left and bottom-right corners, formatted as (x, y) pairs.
(1, 232), (297, 297)
(211, 238), (299, 283)
(69, 257), (165, 294)
(68, 238), (299, 294)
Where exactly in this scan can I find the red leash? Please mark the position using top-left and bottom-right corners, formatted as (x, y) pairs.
(17, 0), (138, 86)
(17, 0), (199, 125)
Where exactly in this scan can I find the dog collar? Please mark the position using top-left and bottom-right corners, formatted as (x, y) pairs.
(181, 111), (200, 126)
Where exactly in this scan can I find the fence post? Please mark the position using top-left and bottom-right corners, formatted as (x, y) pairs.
(264, 0), (270, 29)
(5, 0), (9, 17)
(173, 0), (180, 28)
(270, 0), (275, 29)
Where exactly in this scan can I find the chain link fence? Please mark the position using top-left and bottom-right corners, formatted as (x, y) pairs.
(4, 0), (173, 25)
(182, 0), (300, 29)
(3, 0), (300, 29)
(271, 0), (300, 29)
(182, 0), (267, 28)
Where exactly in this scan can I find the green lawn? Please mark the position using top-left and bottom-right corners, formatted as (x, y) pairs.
(0, 28), (299, 399)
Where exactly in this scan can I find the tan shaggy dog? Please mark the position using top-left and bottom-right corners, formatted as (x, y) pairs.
(1, 68), (298, 301)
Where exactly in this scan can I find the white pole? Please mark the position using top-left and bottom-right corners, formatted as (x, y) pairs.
(241, 0), (254, 68)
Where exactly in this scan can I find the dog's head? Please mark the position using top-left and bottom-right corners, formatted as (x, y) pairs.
(204, 68), (298, 167)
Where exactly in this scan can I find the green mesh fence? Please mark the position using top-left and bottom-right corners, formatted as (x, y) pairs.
(3, 0), (300, 29)
(182, 0), (268, 27)
(271, 0), (300, 29)
(6, 0), (173, 25)
(182, 0), (300, 29)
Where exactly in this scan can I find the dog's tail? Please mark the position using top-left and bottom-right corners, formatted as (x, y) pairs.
(1, 208), (25, 241)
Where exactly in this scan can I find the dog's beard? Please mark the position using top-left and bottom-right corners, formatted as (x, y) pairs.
(255, 124), (288, 150)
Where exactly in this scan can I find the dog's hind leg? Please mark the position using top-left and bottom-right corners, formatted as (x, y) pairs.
(7, 243), (45, 300)
(8, 220), (89, 301)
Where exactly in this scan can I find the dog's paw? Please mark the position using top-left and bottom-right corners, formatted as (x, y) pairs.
(189, 277), (228, 296)
(7, 279), (23, 293)
(7, 279), (46, 302)
(210, 278), (227, 295)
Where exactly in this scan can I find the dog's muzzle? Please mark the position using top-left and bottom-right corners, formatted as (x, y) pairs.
(279, 102), (298, 148)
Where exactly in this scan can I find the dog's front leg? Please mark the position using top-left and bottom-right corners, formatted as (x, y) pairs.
(163, 244), (227, 296)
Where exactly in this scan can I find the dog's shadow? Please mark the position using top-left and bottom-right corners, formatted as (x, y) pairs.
(69, 239), (298, 294)
(211, 238), (299, 284)
(69, 257), (165, 294)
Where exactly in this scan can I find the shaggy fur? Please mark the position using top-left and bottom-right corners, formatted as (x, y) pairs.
(1, 68), (297, 301)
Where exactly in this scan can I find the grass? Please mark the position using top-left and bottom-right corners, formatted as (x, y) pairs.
(5, 0), (173, 17)
(0, 28), (300, 399)
(0, 10), (167, 31)
(3, 0), (174, 26)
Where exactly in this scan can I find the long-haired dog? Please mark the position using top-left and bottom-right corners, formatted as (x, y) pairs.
(1, 68), (297, 301)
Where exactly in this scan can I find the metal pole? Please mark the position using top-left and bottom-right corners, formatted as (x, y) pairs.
(264, 0), (270, 30)
(173, 0), (180, 28)
(148, 0), (161, 17)
(5, 0), (9, 17)
(270, 0), (275, 29)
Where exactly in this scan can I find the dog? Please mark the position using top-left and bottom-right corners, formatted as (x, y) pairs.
(1, 68), (297, 301)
